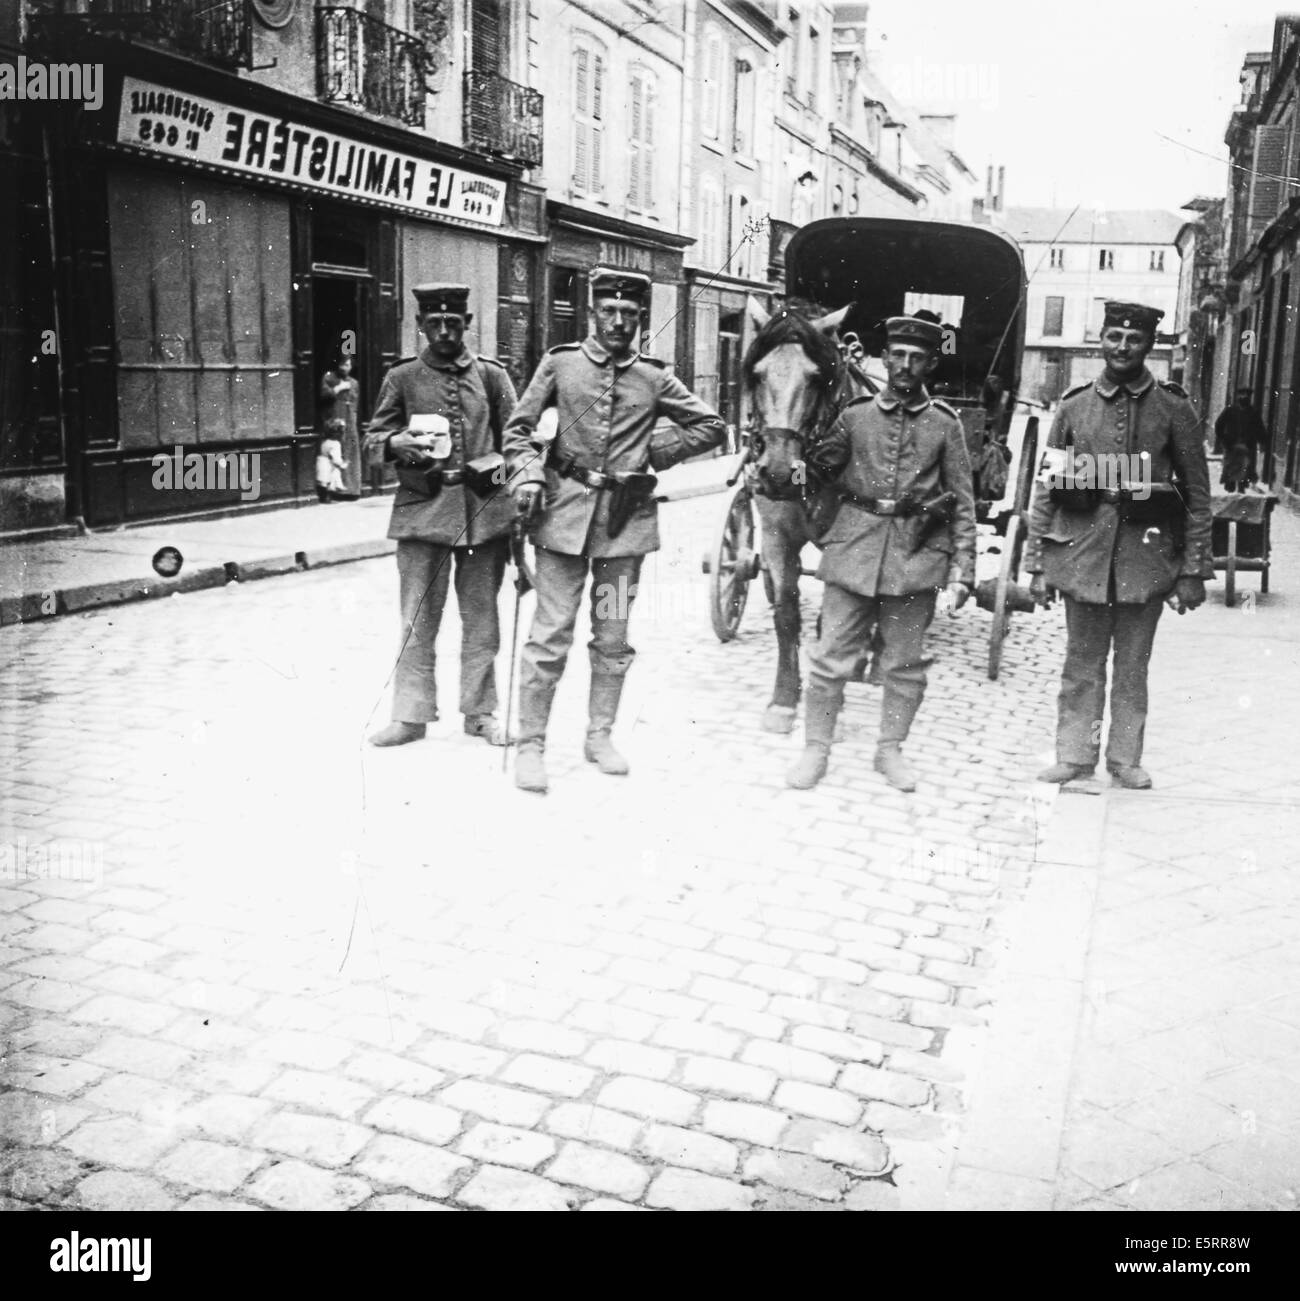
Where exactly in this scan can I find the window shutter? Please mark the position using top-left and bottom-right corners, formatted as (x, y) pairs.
(575, 47), (588, 114)
(591, 123), (603, 193)
(629, 77), (642, 207)
(643, 80), (655, 208)
(471, 0), (502, 75)
(702, 32), (721, 138)
(1249, 124), (1287, 238)
(593, 53), (604, 119)
(574, 48), (589, 189)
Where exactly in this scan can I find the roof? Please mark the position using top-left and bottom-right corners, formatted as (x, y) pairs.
(1002, 208), (1185, 246)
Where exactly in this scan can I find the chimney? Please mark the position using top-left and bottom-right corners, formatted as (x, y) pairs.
(996, 165), (1005, 212)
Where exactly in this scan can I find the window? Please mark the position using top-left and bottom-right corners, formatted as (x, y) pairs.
(1043, 295), (1064, 337)
(729, 191), (752, 279)
(1150, 249), (1165, 271)
(732, 57), (755, 155)
(1086, 297), (1108, 340)
(1098, 248), (1114, 271)
(786, 7), (801, 98)
(628, 67), (657, 212)
(807, 27), (819, 109)
(700, 27), (723, 141)
(697, 179), (724, 271)
(572, 36), (606, 195)
(1049, 247), (1064, 269)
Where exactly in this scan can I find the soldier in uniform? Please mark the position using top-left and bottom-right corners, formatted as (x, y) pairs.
(364, 284), (518, 748)
(1026, 301), (1213, 789)
(504, 268), (727, 794)
(787, 315), (976, 794)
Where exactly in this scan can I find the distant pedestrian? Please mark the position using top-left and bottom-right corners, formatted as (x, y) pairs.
(1026, 301), (1214, 790)
(320, 355), (362, 498)
(315, 418), (348, 502)
(364, 284), (519, 749)
(1214, 388), (1265, 492)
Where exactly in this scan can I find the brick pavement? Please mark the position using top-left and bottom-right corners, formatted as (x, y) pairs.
(2, 495), (1075, 1210)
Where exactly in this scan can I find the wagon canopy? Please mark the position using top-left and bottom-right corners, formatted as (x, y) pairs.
(783, 217), (1028, 401)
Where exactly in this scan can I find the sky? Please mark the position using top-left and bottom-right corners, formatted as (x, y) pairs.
(866, 0), (1284, 215)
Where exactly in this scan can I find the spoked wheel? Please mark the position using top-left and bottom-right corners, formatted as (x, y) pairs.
(987, 512), (1024, 680)
(707, 480), (760, 642)
(987, 416), (1038, 681)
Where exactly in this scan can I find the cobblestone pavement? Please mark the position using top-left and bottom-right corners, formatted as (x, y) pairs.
(1, 496), (1071, 1211)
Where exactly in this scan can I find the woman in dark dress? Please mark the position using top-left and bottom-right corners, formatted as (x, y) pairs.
(319, 355), (362, 498)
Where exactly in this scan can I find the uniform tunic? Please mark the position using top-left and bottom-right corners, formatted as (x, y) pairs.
(365, 346), (517, 547)
(503, 338), (726, 558)
(1024, 369), (1214, 770)
(810, 389), (977, 595)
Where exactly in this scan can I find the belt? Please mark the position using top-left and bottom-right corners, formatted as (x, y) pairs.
(1098, 486), (1179, 504)
(838, 491), (918, 517)
(555, 457), (612, 490)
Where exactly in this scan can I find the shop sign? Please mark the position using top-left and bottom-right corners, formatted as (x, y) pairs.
(115, 77), (505, 227)
(597, 240), (654, 274)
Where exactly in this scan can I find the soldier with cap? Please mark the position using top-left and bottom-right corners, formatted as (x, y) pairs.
(1026, 300), (1213, 789)
(786, 313), (976, 794)
(364, 284), (519, 748)
(503, 268), (727, 794)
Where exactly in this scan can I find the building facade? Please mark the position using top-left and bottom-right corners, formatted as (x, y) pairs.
(1219, 20), (1300, 492)
(5, 0), (546, 531)
(1005, 207), (1185, 407)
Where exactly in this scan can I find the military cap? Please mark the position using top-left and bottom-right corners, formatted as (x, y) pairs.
(1103, 301), (1163, 334)
(589, 267), (651, 305)
(412, 283), (470, 315)
(884, 314), (944, 350)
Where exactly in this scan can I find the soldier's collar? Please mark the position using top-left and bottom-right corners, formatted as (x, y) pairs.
(1095, 368), (1154, 400)
(875, 386), (932, 414)
(420, 345), (474, 372)
(581, 336), (640, 370)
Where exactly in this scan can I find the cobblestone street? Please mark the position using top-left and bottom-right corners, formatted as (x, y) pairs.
(0, 496), (1074, 1211)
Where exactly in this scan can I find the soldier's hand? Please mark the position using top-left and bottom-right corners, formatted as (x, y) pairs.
(944, 581), (971, 615)
(514, 483), (544, 525)
(1029, 573), (1055, 608)
(388, 432), (437, 467)
(1166, 576), (1207, 615)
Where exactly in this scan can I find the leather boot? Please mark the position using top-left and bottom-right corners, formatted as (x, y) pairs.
(1109, 764), (1152, 790)
(584, 674), (630, 776)
(874, 742), (916, 792)
(1037, 761), (1096, 783)
(786, 681), (840, 789)
(514, 683), (555, 794)
(368, 721), (427, 747)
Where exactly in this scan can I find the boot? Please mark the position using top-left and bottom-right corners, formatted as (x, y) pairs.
(584, 674), (630, 776)
(1037, 761), (1096, 783)
(1109, 764), (1152, 790)
(786, 681), (840, 789)
(464, 714), (511, 747)
(368, 721), (427, 747)
(874, 742), (916, 792)
(514, 682), (555, 794)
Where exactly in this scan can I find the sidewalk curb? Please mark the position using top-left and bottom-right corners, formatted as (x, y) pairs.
(0, 538), (397, 629)
(0, 481), (730, 628)
(942, 780), (1109, 1210)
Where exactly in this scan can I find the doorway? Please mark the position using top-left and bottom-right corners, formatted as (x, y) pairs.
(718, 310), (743, 453)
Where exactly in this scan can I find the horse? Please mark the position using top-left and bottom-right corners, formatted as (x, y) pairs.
(741, 298), (878, 734)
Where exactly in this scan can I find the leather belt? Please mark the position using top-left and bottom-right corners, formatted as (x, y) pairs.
(1098, 487), (1178, 504)
(555, 456), (612, 490)
(838, 490), (918, 517)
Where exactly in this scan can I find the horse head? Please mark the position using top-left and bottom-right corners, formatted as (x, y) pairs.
(743, 298), (853, 498)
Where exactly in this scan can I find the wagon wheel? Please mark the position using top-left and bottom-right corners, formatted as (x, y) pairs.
(986, 418), (1037, 681)
(987, 512), (1025, 680)
(708, 480), (760, 642)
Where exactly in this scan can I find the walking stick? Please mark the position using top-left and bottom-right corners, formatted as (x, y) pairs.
(502, 521), (533, 774)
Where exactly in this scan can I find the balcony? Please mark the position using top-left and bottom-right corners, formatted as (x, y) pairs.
(317, 6), (428, 129)
(31, 0), (254, 70)
(463, 71), (543, 167)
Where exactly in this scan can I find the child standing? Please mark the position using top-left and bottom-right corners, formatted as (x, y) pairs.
(316, 418), (348, 502)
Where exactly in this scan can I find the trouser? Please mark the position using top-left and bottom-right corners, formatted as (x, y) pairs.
(1057, 594), (1164, 769)
(391, 537), (508, 723)
(807, 585), (937, 743)
(517, 549), (643, 742)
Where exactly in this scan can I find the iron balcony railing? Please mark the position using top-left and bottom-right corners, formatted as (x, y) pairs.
(317, 6), (428, 129)
(463, 70), (543, 166)
(32, 0), (253, 70)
